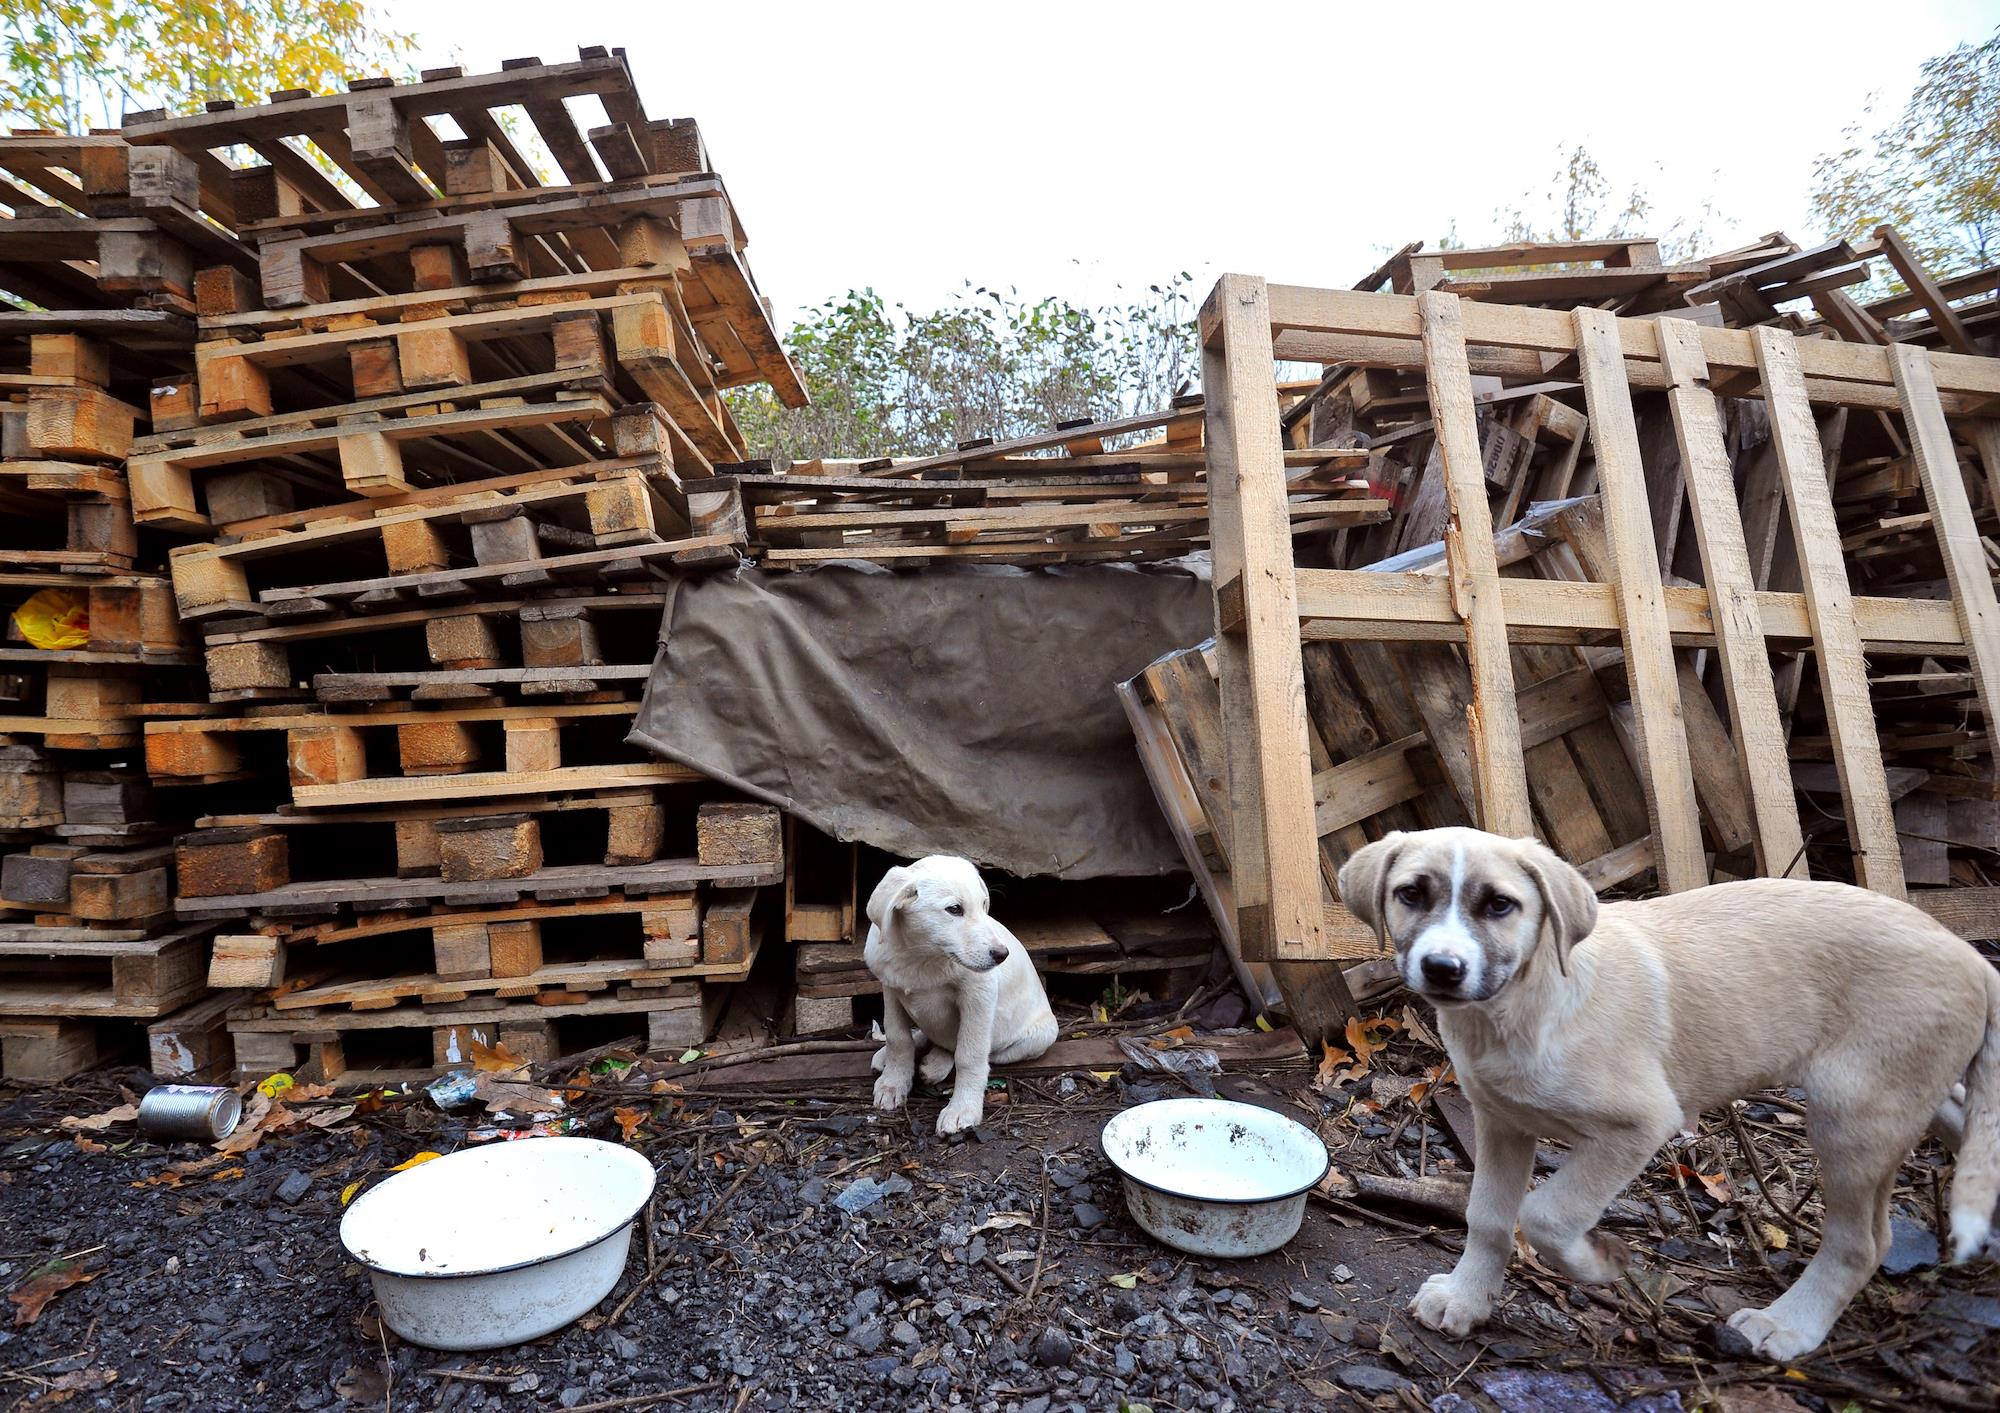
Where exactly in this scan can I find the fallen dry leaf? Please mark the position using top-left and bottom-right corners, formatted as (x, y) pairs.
(69, 1135), (106, 1154)
(1314, 1042), (1356, 1089)
(24, 1366), (117, 1406)
(613, 1107), (647, 1141)
(9, 1261), (95, 1326)
(1344, 1014), (1399, 1070)
(1409, 1062), (1456, 1107)
(471, 1038), (526, 1073)
(59, 1103), (137, 1133)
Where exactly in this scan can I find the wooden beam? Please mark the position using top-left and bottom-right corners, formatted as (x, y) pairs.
(1420, 291), (1532, 836)
(1572, 307), (1706, 892)
(1200, 274), (1338, 977)
(1753, 326), (1904, 897)
(1656, 318), (1807, 878)
(1890, 342), (2000, 780)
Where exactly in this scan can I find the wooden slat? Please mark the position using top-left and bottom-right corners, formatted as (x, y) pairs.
(1200, 274), (1336, 974)
(1890, 342), (2000, 778)
(1875, 226), (1977, 355)
(1752, 325), (1904, 897)
(1419, 291), (1531, 835)
(1656, 318), (1807, 878)
(1572, 307), (1706, 892)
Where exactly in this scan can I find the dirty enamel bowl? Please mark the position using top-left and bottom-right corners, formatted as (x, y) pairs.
(339, 1137), (656, 1350)
(1101, 1098), (1329, 1258)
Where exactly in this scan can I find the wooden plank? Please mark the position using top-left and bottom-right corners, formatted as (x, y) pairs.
(1572, 307), (1705, 891)
(290, 763), (692, 808)
(1752, 326), (1904, 897)
(1418, 291), (1531, 835)
(1288, 569), (1966, 655)
(1200, 274), (1335, 977)
(1889, 342), (2000, 780)
(1656, 318), (1806, 878)
(1875, 226), (1977, 355)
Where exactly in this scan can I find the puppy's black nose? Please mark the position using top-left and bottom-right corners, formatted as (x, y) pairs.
(1421, 953), (1467, 987)
(988, 946), (1008, 967)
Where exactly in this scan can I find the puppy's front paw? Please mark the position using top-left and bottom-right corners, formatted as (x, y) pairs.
(919, 1049), (956, 1085)
(1409, 1272), (1493, 1337)
(936, 1094), (983, 1135)
(870, 1045), (888, 1075)
(873, 1072), (911, 1113)
(1726, 1305), (1822, 1362)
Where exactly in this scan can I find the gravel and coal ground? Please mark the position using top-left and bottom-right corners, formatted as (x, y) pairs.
(2, 1022), (1997, 1412)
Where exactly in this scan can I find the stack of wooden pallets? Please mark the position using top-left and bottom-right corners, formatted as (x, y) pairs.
(0, 131), (249, 1080)
(80, 49), (809, 1085)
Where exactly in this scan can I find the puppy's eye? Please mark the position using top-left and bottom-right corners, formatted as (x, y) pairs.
(1487, 895), (1517, 918)
(944, 903), (965, 917)
(1392, 884), (1424, 908)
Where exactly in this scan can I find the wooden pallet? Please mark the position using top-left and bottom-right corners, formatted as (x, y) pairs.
(166, 462), (679, 616)
(1198, 275), (2000, 1002)
(227, 983), (727, 1084)
(0, 922), (213, 1018)
(181, 586), (685, 705)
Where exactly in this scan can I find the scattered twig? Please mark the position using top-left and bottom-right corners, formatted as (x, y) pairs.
(1020, 1152), (1053, 1304)
(980, 1253), (1028, 1296)
(564, 1385), (728, 1413)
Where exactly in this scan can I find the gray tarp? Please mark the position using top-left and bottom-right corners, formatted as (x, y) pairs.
(628, 560), (1213, 878)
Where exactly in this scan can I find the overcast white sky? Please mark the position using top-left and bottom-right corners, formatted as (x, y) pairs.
(402, 0), (1998, 324)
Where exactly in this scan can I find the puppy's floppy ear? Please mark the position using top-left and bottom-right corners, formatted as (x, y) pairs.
(866, 865), (916, 932)
(1337, 832), (1407, 953)
(1514, 839), (1598, 975)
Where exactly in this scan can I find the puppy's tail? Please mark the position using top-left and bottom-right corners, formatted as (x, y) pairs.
(1948, 967), (2000, 1264)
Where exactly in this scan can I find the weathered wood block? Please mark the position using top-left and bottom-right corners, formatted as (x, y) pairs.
(2, 849), (77, 907)
(647, 994), (711, 1051)
(85, 583), (181, 656)
(397, 323), (472, 389)
(149, 378), (198, 433)
(790, 994), (854, 1036)
(502, 718), (562, 773)
(607, 803), (666, 866)
(615, 215), (682, 270)
(172, 551), (253, 614)
(30, 334), (110, 386)
(349, 339), (404, 398)
(518, 605), (601, 669)
(209, 933), (285, 989)
(696, 803), (782, 868)
(394, 818), (441, 875)
(702, 888), (759, 967)
(27, 386), (137, 461)
(204, 641), (290, 693)
(97, 228), (194, 296)
(71, 866), (170, 921)
(488, 920), (543, 978)
(198, 351), (274, 421)
(551, 312), (607, 376)
(45, 669), (141, 722)
(497, 1018), (557, 1064)
(425, 613), (503, 668)
(443, 138), (510, 196)
(176, 828), (288, 898)
(287, 725), (367, 787)
(338, 429), (411, 497)
(113, 933), (205, 1005)
(380, 518), (451, 574)
(0, 747), (64, 828)
(436, 814), (542, 882)
(398, 719), (481, 775)
(433, 922), (492, 980)
(193, 266), (259, 318)
(206, 470), (295, 524)
(1, 1020), (100, 1082)
(149, 992), (241, 1079)
(147, 727), (241, 780)
(469, 513), (539, 566)
(585, 479), (654, 544)
(67, 494), (139, 562)
(229, 1030), (301, 1077)
(411, 242), (468, 291)
(63, 771), (151, 825)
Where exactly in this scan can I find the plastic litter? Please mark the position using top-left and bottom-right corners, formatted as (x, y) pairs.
(12, 588), (89, 650)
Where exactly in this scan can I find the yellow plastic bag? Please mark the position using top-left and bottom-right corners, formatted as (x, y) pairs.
(12, 589), (88, 650)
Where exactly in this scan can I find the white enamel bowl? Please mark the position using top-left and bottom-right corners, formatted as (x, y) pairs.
(339, 1137), (657, 1350)
(1101, 1098), (1329, 1258)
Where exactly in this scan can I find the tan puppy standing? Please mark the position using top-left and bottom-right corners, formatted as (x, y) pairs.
(1338, 826), (2000, 1361)
(867, 856), (1060, 1135)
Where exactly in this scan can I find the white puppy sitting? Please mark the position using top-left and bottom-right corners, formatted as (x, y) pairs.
(866, 856), (1060, 1134)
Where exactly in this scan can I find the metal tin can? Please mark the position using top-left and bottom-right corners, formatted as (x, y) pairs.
(137, 1085), (243, 1142)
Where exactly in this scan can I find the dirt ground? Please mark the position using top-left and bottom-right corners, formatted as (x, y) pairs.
(2, 1019), (1997, 1412)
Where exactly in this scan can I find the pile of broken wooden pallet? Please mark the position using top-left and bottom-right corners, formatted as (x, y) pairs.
(1132, 233), (2000, 1037)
